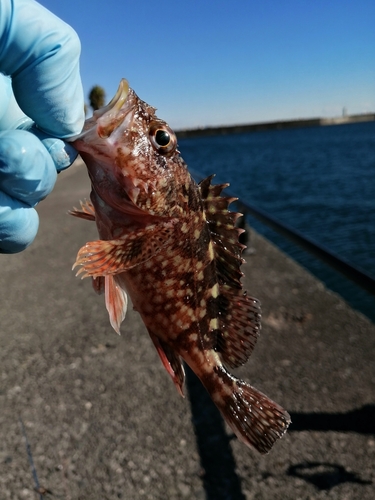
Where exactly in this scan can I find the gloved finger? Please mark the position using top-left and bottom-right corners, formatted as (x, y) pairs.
(0, 78), (78, 172)
(0, 130), (57, 206)
(0, 190), (39, 253)
(0, 0), (84, 138)
(31, 127), (78, 172)
(0, 75), (32, 131)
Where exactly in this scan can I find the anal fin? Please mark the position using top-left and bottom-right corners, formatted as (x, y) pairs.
(148, 332), (185, 397)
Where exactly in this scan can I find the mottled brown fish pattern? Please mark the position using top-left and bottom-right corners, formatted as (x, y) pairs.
(70, 79), (290, 453)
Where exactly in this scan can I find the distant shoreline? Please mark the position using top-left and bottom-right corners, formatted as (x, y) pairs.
(176, 112), (375, 138)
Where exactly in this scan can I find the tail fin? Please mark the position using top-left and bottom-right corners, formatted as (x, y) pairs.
(204, 367), (290, 453)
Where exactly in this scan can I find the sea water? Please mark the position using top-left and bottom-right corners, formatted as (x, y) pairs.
(178, 121), (375, 321)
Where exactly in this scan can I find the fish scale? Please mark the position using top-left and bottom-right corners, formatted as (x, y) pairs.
(70, 79), (291, 453)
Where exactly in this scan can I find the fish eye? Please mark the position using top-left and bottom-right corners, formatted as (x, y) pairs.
(149, 122), (177, 155)
(155, 129), (171, 147)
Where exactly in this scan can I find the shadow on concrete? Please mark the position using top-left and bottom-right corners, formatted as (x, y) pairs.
(185, 383), (375, 498)
(185, 366), (246, 500)
(287, 462), (372, 490)
(289, 404), (375, 434)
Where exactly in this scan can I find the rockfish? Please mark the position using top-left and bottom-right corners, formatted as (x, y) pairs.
(70, 79), (290, 453)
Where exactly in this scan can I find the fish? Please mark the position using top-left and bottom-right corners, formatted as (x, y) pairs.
(70, 79), (290, 453)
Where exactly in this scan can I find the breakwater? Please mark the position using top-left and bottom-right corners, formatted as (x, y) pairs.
(176, 112), (375, 138)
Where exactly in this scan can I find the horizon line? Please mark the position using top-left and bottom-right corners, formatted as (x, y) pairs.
(176, 112), (375, 137)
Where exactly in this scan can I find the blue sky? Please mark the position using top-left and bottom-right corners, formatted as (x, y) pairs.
(41, 0), (374, 129)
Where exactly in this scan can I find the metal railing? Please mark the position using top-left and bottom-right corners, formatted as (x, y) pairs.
(189, 168), (375, 296)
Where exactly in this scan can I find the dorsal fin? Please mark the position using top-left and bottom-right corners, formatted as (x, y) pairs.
(216, 285), (261, 368)
(199, 175), (245, 288)
(199, 175), (261, 368)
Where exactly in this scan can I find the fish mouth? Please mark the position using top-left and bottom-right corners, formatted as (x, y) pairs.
(69, 79), (131, 142)
(95, 79), (129, 120)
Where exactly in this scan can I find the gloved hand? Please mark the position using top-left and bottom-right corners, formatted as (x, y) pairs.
(0, 0), (84, 253)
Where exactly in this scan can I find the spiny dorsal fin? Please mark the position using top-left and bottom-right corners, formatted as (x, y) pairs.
(199, 175), (245, 288)
(199, 176), (261, 368)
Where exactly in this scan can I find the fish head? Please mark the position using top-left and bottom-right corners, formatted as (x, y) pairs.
(72, 79), (184, 217)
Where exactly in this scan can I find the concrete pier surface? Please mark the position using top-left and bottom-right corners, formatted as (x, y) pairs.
(1, 160), (374, 499)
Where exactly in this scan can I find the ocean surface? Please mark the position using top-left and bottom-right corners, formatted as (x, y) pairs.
(178, 121), (375, 322)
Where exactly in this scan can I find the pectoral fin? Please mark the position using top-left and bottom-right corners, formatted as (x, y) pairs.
(73, 221), (176, 278)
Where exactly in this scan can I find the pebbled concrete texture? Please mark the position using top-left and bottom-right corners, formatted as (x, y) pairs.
(0, 159), (374, 499)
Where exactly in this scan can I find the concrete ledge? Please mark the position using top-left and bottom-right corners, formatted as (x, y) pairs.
(0, 164), (374, 498)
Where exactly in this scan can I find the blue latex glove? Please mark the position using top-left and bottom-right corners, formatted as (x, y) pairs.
(0, 0), (84, 253)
